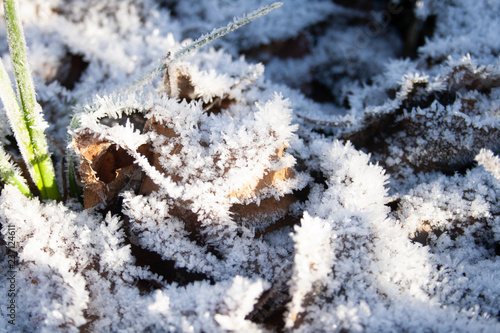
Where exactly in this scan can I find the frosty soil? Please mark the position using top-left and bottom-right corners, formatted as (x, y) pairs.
(339, 1), (404, 59)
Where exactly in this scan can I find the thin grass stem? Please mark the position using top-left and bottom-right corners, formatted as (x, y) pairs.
(0, 144), (32, 197)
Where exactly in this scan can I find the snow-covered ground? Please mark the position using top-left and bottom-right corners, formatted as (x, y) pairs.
(0, 0), (499, 332)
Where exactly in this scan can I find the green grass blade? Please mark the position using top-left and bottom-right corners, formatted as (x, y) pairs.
(0, 144), (32, 197)
(3, 0), (60, 200)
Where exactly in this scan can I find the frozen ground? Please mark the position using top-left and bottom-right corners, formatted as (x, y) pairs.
(0, 0), (499, 332)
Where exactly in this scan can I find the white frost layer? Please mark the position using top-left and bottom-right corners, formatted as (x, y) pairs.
(286, 140), (500, 332)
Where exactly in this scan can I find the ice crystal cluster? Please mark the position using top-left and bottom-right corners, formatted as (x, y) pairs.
(1, 0), (500, 332)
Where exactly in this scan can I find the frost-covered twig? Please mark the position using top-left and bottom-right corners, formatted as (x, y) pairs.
(123, 2), (283, 94)
(1, 0), (60, 200)
(171, 2), (282, 64)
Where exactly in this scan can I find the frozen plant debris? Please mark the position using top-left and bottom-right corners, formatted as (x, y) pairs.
(284, 139), (500, 332)
(320, 54), (500, 184)
(393, 162), (500, 321)
(73, 48), (309, 285)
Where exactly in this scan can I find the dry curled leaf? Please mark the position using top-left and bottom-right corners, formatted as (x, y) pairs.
(73, 132), (147, 209)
